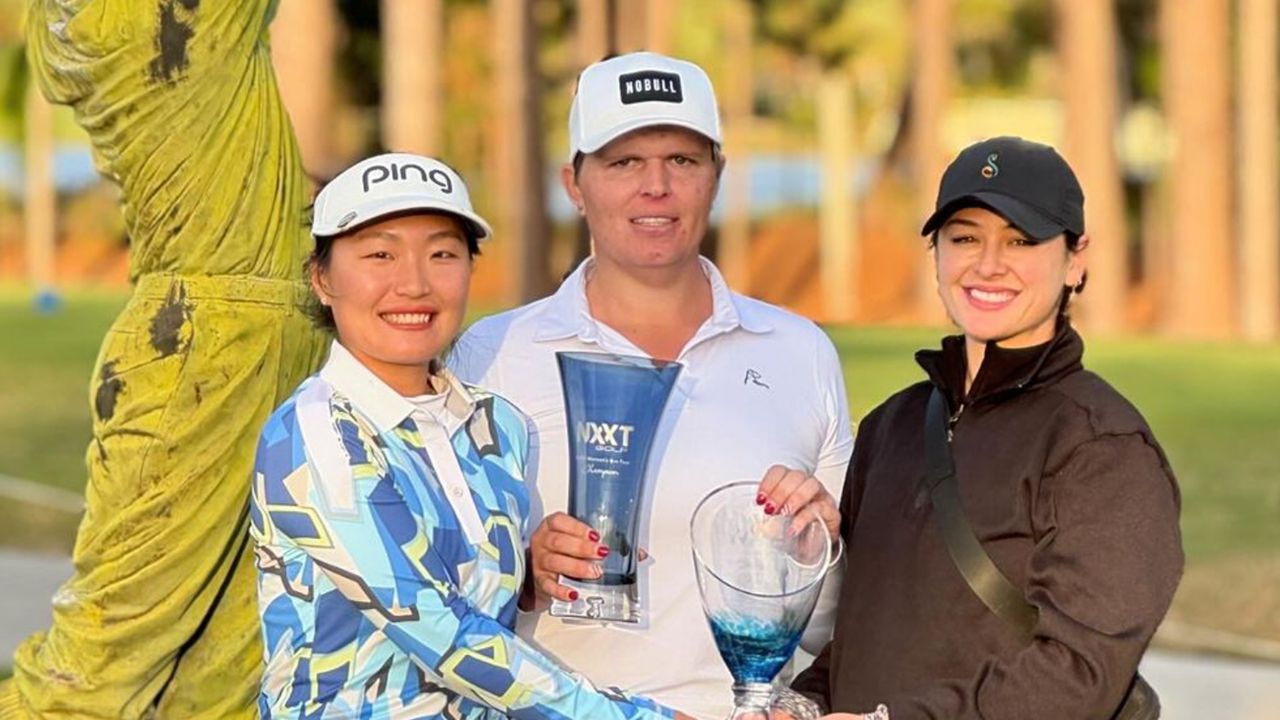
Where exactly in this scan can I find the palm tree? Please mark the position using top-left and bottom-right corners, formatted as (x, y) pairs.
(815, 68), (858, 322)
(719, 0), (754, 289)
(1160, 0), (1235, 338)
(645, 0), (679, 54)
(1238, 0), (1279, 341)
(910, 0), (952, 325)
(25, 78), (56, 298)
(494, 0), (553, 301)
(270, 0), (339, 175)
(577, 0), (609, 64)
(616, 0), (648, 53)
(1056, 0), (1127, 334)
(382, 0), (444, 156)
(754, 0), (860, 323)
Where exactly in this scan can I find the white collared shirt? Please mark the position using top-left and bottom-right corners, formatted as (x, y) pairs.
(316, 341), (487, 544)
(449, 257), (853, 719)
(254, 342), (682, 717)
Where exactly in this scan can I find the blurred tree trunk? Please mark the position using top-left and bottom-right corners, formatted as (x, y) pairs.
(911, 0), (951, 325)
(817, 68), (857, 323)
(571, 0), (611, 269)
(1160, 0), (1234, 338)
(382, 0), (443, 156)
(1238, 0), (1279, 341)
(752, 1), (869, 320)
(1057, 0), (1127, 334)
(271, 0), (339, 175)
(577, 0), (610, 64)
(25, 80), (55, 293)
(719, 0), (753, 289)
(494, 0), (553, 301)
(583, 0), (677, 56)
(645, 0), (678, 54)
(616, 0), (647, 53)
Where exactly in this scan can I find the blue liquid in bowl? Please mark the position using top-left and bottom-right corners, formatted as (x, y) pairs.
(708, 615), (804, 684)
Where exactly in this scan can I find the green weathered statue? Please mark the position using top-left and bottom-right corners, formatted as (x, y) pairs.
(1, 1), (326, 716)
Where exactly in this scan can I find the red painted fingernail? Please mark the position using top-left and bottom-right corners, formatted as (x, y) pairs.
(596, 546), (610, 558)
(756, 493), (767, 505)
(588, 530), (600, 542)
(764, 503), (776, 515)
(569, 590), (579, 601)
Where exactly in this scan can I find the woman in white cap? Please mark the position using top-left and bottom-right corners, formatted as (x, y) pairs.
(248, 153), (689, 719)
(792, 137), (1182, 720)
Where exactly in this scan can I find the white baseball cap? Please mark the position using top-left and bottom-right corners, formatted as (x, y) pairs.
(568, 51), (722, 158)
(311, 152), (493, 240)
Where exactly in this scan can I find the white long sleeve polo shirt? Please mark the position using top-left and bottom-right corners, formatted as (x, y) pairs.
(448, 257), (854, 719)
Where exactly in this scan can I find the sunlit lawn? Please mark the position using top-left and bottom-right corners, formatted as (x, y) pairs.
(827, 324), (1280, 643)
(1, 288), (1278, 638)
(824, 324), (1280, 563)
(0, 286), (123, 494)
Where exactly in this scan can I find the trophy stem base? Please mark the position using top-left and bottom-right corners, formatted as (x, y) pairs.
(549, 578), (640, 623)
(723, 682), (774, 719)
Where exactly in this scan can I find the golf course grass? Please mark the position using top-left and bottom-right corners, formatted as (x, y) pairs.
(1, 287), (1278, 640)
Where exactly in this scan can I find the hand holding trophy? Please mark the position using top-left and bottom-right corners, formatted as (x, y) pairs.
(550, 351), (682, 623)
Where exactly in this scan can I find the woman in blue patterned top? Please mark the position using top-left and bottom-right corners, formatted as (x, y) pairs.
(249, 153), (687, 719)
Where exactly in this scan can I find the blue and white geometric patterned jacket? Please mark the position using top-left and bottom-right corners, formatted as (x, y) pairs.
(250, 341), (675, 719)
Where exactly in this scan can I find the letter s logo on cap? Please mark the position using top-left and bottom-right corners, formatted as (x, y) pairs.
(981, 153), (999, 179)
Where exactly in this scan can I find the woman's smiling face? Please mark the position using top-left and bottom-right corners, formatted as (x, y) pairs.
(313, 212), (473, 394)
(934, 205), (1088, 350)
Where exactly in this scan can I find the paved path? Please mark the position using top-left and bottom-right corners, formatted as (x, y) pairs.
(1, 549), (72, 663)
(3, 549), (1279, 717)
(1140, 650), (1280, 719)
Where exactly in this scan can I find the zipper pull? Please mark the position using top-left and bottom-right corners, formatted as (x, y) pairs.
(947, 403), (965, 442)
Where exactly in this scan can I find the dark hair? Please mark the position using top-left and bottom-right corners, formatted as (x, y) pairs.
(1058, 232), (1086, 318)
(927, 227), (1087, 319)
(305, 215), (482, 333)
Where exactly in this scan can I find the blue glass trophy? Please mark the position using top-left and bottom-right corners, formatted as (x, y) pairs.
(691, 481), (832, 719)
(551, 351), (682, 623)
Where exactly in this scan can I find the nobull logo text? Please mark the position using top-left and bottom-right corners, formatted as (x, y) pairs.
(361, 162), (455, 195)
(577, 421), (635, 449)
(617, 70), (683, 104)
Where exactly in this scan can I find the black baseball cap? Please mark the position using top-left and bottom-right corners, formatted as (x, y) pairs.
(920, 136), (1085, 242)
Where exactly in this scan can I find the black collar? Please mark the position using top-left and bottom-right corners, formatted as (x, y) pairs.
(915, 321), (1084, 409)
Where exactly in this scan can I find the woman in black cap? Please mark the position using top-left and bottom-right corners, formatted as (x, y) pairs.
(790, 136), (1183, 720)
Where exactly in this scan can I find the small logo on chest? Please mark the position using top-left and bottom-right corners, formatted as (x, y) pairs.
(743, 369), (770, 389)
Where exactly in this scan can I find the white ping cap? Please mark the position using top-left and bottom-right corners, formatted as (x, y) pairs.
(311, 152), (493, 240)
(568, 52), (722, 158)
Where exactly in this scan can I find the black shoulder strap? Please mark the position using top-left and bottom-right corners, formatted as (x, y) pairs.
(925, 388), (1039, 644)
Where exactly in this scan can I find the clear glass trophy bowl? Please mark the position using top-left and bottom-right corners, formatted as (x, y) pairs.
(551, 351), (681, 623)
(691, 480), (832, 719)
